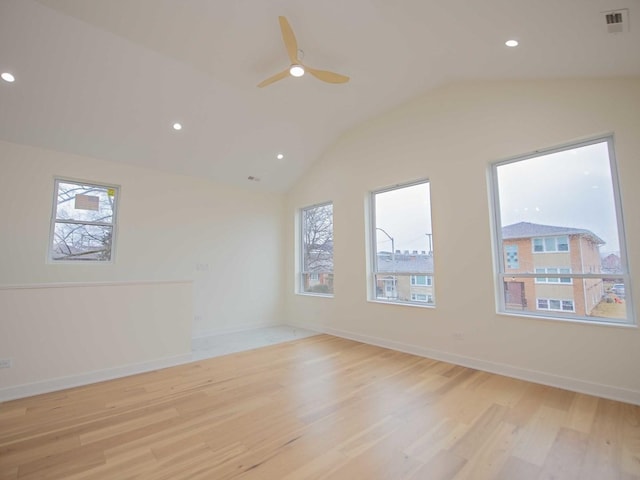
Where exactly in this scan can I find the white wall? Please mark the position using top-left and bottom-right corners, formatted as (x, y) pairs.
(284, 78), (640, 404)
(0, 140), (285, 397)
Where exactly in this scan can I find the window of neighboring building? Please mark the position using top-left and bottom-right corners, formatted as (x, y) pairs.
(490, 136), (633, 324)
(371, 180), (435, 306)
(537, 298), (575, 312)
(505, 245), (519, 269)
(532, 236), (569, 253)
(411, 275), (433, 286)
(300, 202), (334, 295)
(49, 179), (119, 262)
(535, 268), (572, 284)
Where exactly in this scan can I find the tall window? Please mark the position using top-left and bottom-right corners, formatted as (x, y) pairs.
(300, 202), (334, 295)
(49, 179), (119, 262)
(371, 180), (435, 306)
(490, 136), (633, 324)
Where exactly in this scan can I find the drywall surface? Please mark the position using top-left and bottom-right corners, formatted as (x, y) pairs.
(285, 78), (640, 403)
(0, 281), (192, 399)
(0, 140), (285, 395)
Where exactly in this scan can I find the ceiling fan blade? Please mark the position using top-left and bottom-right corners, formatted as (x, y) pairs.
(305, 66), (350, 84)
(278, 16), (299, 64)
(257, 69), (290, 88)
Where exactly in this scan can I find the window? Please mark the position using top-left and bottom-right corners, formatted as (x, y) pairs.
(537, 298), (575, 312)
(411, 275), (432, 286)
(505, 245), (519, 269)
(490, 136), (633, 324)
(411, 293), (433, 303)
(535, 268), (572, 284)
(300, 202), (333, 295)
(49, 179), (119, 262)
(371, 180), (435, 306)
(532, 236), (569, 253)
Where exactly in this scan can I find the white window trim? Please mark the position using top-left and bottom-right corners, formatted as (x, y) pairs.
(369, 179), (435, 307)
(48, 177), (120, 264)
(489, 135), (635, 325)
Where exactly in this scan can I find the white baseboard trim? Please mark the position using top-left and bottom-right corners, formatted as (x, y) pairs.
(0, 353), (193, 402)
(192, 321), (284, 340)
(297, 322), (640, 406)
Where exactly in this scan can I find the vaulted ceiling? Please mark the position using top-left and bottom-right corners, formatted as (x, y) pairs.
(1, 0), (638, 191)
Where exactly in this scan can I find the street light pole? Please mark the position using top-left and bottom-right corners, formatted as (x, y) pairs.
(376, 227), (395, 264)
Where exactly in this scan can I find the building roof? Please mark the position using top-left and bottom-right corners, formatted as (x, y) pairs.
(502, 222), (605, 245)
(377, 253), (434, 274)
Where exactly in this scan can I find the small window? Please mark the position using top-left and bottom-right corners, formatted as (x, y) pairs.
(532, 236), (569, 253)
(49, 179), (119, 262)
(490, 136), (633, 324)
(505, 245), (519, 269)
(410, 275), (433, 286)
(300, 202), (334, 295)
(535, 267), (572, 284)
(371, 180), (435, 306)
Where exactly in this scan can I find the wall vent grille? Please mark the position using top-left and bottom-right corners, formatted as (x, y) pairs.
(603, 9), (629, 34)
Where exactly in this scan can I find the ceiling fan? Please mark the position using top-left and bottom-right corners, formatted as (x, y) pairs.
(257, 16), (350, 88)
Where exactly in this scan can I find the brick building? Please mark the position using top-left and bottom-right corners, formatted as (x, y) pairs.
(502, 222), (605, 316)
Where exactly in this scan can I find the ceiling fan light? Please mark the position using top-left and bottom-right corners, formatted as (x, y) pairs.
(289, 65), (305, 77)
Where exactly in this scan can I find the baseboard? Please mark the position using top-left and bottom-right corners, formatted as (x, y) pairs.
(0, 353), (193, 402)
(295, 322), (640, 406)
(192, 321), (284, 340)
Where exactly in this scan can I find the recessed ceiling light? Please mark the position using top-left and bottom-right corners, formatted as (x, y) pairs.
(276, 153), (284, 160)
(505, 39), (519, 47)
(289, 65), (305, 77)
(1, 72), (15, 83)
(172, 122), (182, 131)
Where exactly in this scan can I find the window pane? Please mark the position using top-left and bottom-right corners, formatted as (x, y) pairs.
(494, 138), (632, 324)
(301, 203), (333, 295)
(52, 223), (113, 261)
(533, 238), (543, 252)
(56, 181), (116, 223)
(544, 237), (556, 252)
(372, 181), (435, 306)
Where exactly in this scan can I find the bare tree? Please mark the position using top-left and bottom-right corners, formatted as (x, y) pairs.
(302, 204), (333, 272)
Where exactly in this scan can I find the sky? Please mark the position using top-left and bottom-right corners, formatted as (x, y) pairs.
(373, 140), (623, 256)
(497, 140), (621, 255)
(375, 182), (433, 254)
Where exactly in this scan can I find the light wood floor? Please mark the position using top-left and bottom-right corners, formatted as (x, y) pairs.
(1, 335), (639, 479)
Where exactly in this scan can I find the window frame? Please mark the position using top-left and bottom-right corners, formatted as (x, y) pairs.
(489, 135), (634, 325)
(298, 201), (334, 297)
(369, 179), (435, 307)
(48, 177), (120, 264)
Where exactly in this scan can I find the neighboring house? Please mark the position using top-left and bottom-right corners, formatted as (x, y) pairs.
(502, 222), (605, 316)
(601, 253), (622, 274)
(376, 251), (435, 303)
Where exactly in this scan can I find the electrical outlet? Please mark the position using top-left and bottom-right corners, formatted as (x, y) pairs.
(0, 358), (13, 369)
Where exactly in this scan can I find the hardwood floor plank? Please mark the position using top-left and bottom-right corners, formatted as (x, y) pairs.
(1, 334), (638, 479)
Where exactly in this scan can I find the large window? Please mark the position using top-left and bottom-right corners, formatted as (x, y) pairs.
(371, 180), (435, 306)
(300, 202), (334, 295)
(490, 136), (633, 324)
(49, 179), (119, 262)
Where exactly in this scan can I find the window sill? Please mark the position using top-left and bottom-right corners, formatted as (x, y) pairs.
(296, 292), (334, 298)
(368, 299), (436, 309)
(496, 310), (637, 329)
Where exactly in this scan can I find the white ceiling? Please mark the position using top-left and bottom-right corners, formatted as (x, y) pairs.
(1, 0), (638, 192)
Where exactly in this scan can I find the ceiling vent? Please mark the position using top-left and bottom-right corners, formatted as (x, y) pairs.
(603, 9), (629, 34)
